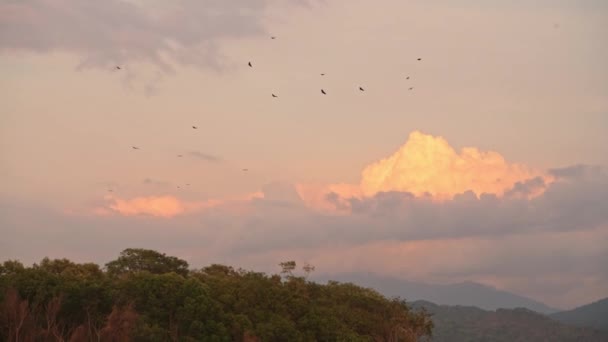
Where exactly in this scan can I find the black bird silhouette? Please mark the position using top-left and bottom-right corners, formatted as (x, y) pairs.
(271, 36), (276, 39)
(417, 58), (422, 61)
(406, 76), (410, 80)
(409, 87), (414, 90)
(320, 73), (325, 76)
(272, 94), (278, 98)
(321, 89), (327, 95)
(132, 146), (139, 150)
(359, 87), (365, 91)
(192, 126), (198, 129)
(248, 62), (252, 67)
(116, 66), (121, 70)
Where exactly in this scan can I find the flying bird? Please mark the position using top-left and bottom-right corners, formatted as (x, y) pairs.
(406, 76), (410, 80)
(271, 36), (276, 39)
(359, 87), (365, 91)
(132, 146), (140, 150)
(115, 66), (121, 70)
(242, 168), (249, 172)
(417, 58), (422, 61)
(248, 62), (252, 67)
(272, 94), (278, 98)
(321, 89), (327, 95)
(409, 87), (414, 90)
(320, 73), (325, 76)
(192, 126), (198, 129)
(177, 155), (183, 157)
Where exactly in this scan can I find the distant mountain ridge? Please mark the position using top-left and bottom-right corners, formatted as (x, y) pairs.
(313, 273), (558, 314)
(412, 300), (608, 342)
(551, 297), (608, 332)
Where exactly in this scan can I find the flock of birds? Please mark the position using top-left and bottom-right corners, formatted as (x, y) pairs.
(111, 36), (423, 191)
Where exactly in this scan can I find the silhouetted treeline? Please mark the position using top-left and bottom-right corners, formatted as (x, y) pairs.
(412, 301), (608, 342)
(0, 248), (433, 341)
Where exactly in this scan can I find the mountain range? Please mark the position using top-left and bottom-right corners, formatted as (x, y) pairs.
(313, 273), (558, 314)
(412, 300), (608, 342)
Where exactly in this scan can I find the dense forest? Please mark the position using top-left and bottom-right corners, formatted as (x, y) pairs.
(0, 248), (433, 341)
(412, 300), (608, 342)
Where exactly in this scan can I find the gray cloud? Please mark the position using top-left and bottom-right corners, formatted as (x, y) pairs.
(503, 176), (546, 198)
(549, 164), (605, 180)
(1, 165), (607, 308)
(189, 151), (222, 162)
(0, 0), (309, 71)
(3, 166), (607, 259)
(211, 166), (608, 260)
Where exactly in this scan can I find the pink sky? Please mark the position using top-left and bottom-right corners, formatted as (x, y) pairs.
(1, 0), (607, 309)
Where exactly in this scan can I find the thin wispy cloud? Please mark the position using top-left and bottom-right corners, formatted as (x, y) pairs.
(189, 151), (222, 163)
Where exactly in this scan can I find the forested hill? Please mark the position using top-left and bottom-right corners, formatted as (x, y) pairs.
(412, 300), (608, 342)
(550, 297), (608, 332)
(0, 248), (432, 341)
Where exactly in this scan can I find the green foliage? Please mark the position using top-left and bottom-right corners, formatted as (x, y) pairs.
(105, 248), (189, 277)
(0, 249), (432, 341)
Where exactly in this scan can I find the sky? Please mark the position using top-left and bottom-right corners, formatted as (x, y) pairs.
(1, 0), (607, 310)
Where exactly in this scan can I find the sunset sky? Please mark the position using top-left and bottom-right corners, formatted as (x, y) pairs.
(1, 0), (607, 309)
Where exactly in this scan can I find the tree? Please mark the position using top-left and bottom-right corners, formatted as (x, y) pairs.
(0, 260), (24, 276)
(0, 288), (33, 342)
(302, 263), (315, 279)
(105, 248), (189, 277)
(99, 303), (138, 341)
(1, 251), (435, 341)
(279, 261), (296, 278)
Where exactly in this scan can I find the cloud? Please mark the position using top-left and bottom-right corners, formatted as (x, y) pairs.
(189, 151), (222, 163)
(0, 0), (309, 71)
(360, 131), (552, 199)
(296, 131), (554, 212)
(216, 165), (608, 256)
(2, 132), (607, 309)
(99, 191), (264, 218)
(106, 195), (189, 218)
(295, 182), (361, 214)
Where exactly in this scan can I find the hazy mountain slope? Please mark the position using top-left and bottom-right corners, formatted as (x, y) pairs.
(551, 297), (608, 331)
(313, 273), (558, 314)
(412, 300), (608, 342)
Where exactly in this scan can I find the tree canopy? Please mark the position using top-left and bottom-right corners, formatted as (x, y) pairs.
(0, 249), (433, 341)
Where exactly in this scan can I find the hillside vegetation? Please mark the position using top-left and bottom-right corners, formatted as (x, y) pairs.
(551, 297), (608, 332)
(0, 249), (432, 341)
(412, 300), (608, 342)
